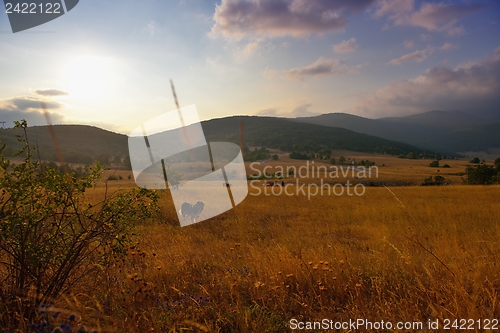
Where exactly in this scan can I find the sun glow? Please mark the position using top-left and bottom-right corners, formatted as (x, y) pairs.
(63, 56), (114, 98)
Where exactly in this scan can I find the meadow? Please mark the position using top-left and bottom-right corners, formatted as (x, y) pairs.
(2, 155), (499, 332)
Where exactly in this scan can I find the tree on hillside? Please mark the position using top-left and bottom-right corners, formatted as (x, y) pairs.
(289, 151), (309, 160)
(469, 157), (480, 164)
(464, 164), (497, 185)
(244, 147), (270, 162)
(494, 157), (500, 171)
(359, 160), (376, 166)
(123, 154), (132, 170)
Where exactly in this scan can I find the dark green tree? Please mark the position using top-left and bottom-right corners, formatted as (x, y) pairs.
(464, 164), (497, 185)
(494, 157), (500, 171)
(434, 175), (445, 184)
(429, 160), (440, 167)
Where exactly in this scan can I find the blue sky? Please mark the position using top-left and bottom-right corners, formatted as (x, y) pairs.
(0, 0), (499, 133)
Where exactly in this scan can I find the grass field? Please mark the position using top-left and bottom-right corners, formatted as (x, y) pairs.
(2, 155), (499, 332)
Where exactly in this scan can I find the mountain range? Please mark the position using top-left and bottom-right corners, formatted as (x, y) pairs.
(0, 110), (497, 165)
(293, 110), (500, 155)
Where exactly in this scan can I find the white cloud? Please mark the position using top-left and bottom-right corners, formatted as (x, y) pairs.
(271, 57), (366, 81)
(333, 38), (358, 53)
(387, 46), (434, 65)
(233, 42), (260, 62)
(206, 56), (220, 68)
(147, 21), (159, 35)
(256, 103), (319, 118)
(291, 103), (319, 117)
(373, 0), (483, 35)
(439, 42), (459, 51)
(388, 42), (460, 65)
(256, 108), (280, 116)
(403, 40), (415, 49)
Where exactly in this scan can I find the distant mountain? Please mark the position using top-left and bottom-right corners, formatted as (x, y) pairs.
(0, 117), (432, 165)
(201, 116), (432, 156)
(294, 110), (500, 155)
(381, 110), (488, 128)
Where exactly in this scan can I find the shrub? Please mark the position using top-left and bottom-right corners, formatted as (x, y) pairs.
(289, 151), (309, 160)
(429, 160), (440, 167)
(0, 120), (160, 329)
(463, 164), (497, 185)
(421, 175), (447, 186)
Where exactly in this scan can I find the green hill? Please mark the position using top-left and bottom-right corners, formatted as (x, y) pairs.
(0, 116), (436, 166)
(0, 125), (128, 165)
(201, 116), (433, 157)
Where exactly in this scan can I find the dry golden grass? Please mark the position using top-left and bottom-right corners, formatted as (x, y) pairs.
(245, 154), (469, 185)
(48, 178), (500, 332)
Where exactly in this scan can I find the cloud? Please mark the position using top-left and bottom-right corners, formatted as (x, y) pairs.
(256, 108), (280, 116)
(333, 38), (358, 53)
(35, 89), (69, 97)
(291, 103), (319, 117)
(255, 104), (319, 118)
(0, 97), (65, 127)
(351, 46), (500, 118)
(275, 57), (365, 81)
(263, 68), (278, 79)
(388, 42), (460, 65)
(0, 109), (64, 128)
(374, 0), (483, 35)
(5, 97), (62, 111)
(210, 0), (376, 40)
(439, 42), (459, 51)
(233, 42), (260, 62)
(206, 56), (220, 68)
(403, 40), (415, 49)
(387, 46), (434, 65)
(420, 33), (432, 41)
(147, 21), (160, 35)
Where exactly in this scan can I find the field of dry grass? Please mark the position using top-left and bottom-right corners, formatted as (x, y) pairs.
(99, 153), (471, 189)
(39, 155), (498, 332)
(244, 153), (471, 185)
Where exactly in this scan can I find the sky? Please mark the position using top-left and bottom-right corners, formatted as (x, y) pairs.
(0, 0), (499, 134)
